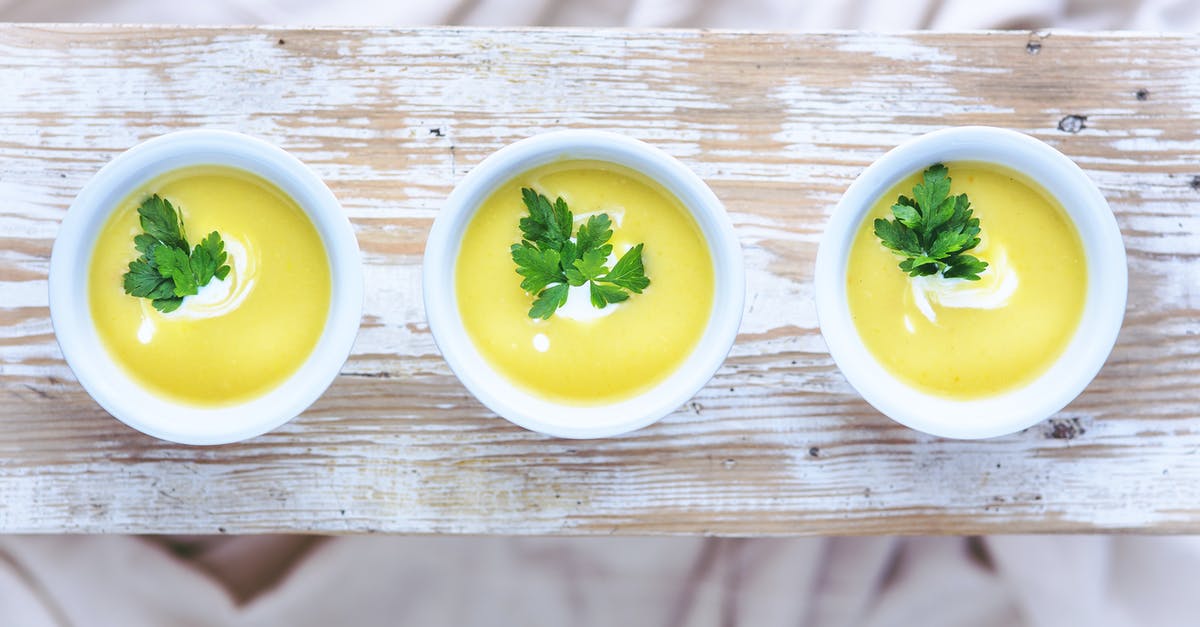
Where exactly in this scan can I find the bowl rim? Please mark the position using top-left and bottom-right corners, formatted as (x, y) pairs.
(814, 126), (1127, 439)
(48, 129), (363, 445)
(423, 130), (745, 439)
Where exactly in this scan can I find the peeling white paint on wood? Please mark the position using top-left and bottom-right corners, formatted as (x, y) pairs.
(1, 26), (1199, 535)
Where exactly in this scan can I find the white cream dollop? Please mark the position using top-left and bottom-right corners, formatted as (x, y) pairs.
(552, 208), (628, 323)
(555, 280), (620, 322)
(909, 243), (1018, 326)
(136, 234), (257, 344)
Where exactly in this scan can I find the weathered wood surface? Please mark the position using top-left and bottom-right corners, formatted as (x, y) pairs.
(1, 26), (1198, 535)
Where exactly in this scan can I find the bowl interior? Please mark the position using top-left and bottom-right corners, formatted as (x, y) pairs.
(49, 130), (362, 445)
(815, 127), (1126, 439)
(424, 131), (744, 439)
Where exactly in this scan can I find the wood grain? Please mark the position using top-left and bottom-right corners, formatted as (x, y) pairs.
(1, 26), (1198, 535)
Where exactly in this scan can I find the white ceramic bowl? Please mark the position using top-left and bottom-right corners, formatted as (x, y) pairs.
(424, 130), (744, 439)
(49, 130), (363, 445)
(815, 126), (1127, 439)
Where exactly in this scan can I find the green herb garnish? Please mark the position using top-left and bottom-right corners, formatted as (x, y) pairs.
(510, 188), (650, 320)
(122, 194), (231, 313)
(873, 163), (988, 281)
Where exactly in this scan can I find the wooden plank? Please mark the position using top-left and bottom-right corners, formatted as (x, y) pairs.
(1, 26), (1198, 535)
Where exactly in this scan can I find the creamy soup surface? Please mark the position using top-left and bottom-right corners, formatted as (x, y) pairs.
(89, 167), (331, 405)
(455, 160), (715, 404)
(847, 163), (1087, 398)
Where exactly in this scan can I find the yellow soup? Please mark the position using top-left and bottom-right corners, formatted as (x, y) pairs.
(89, 166), (331, 405)
(847, 163), (1087, 398)
(456, 160), (714, 404)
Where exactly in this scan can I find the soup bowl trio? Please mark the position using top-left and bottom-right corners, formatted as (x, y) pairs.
(47, 127), (1126, 445)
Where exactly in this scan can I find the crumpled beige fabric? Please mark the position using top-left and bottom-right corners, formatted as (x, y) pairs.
(3, 535), (1200, 626)
(3, 0), (1199, 625)
(0, 0), (1199, 29)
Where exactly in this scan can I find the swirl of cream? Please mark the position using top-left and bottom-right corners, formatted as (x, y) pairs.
(136, 234), (258, 344)
(909, 237), (1018, 327)
(546, 208), (628, 326)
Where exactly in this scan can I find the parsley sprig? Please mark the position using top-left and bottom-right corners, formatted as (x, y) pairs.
(873, 164), (988, 281)
(510, 188), (650, 320)
(122, 194), (231, 313)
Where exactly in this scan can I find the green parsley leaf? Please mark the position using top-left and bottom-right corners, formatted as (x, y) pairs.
(912, 165), (952, 228)
(152, 296), (183, 313)
(557, 240), (579, 270)
(121, 194), (232, 310)
(191, 230), (231, 286)
(511, 243), (565, 295)
(133, 233), (160, 257)
(575, 214), (614, 258)
(589, 282), (630, 308)
(123, 258), (172, 299)
(528, 283), (569, 320)
(890, 198), (921, 231)
(153, 244), (197, 297)
(510, 188), (651, 319)
(873, 164), (989, 281)
(137, 194), (187, 251)
(518, 187), (573, 250)
(942, 254), (988, 279)
(872, 217), (920, 258)
(598, 243), (650, 293)
(567, 247), (609, 285)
